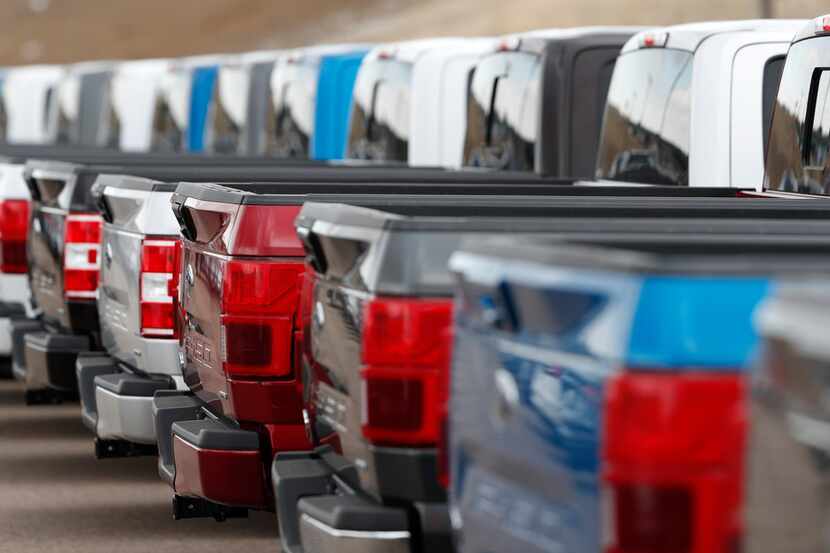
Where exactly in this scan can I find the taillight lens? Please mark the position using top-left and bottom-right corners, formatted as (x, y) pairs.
(603, 371), (746, 553)
(63, 213), (102, 299)
(140, 238), (181, 338)
(360, 297), (453, 447)
(0, 199), (29, 274)
(219, 259), (305, 378)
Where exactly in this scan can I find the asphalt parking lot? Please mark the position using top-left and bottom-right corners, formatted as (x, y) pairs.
(0, 379), (279, 553)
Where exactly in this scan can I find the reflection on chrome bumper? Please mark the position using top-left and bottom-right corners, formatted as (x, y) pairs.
(299, 514), (411, 553)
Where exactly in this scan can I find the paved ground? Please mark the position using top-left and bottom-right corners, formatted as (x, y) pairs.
(0, 379), (280, 553)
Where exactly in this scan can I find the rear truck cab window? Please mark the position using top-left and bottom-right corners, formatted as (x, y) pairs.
(280, 193), (830, 553)
(206, 50), (281, 156)
(46, 61), (114, 147)
(462, 28), (640, 178)
(3, 65), (65, 145)
(75, 174), (185, 460)
(447, 234), (830, 553)
(766, 17), (830, 194)
(748, 280), (830, 552)
(107, 59), (171, 152)
(346, 39), (466, 163)
(597, 20), (806, 189)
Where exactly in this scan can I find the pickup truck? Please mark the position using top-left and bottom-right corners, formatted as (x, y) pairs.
(46, 61), (114, 147)
(206, 50), (281, 156)
(595, 19), (805, 189)
(462, 27), (640, 177)
(3, 65), (64, 144)
(276, 191), (830, 553)
(346, 38), (471, 163)
(267, 46), (368, 160)
(747, 280), (830, 553)
(448, 233), (830, 553)
(107, 58), (171, 152)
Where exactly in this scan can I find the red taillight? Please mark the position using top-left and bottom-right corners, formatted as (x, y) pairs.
(219, 259), (304, 378)
(63, 213), (102, 299)
(360, 298), (453, 447)
(603, 371), (746, 553)
(0, 199), (29, 274)
(140, 238), (181, 338)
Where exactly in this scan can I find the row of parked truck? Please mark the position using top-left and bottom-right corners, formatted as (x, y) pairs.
(1, 13), (830, 553)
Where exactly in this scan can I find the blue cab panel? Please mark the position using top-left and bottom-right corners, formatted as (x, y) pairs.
(449, 251), (771, 553)
(187, 65), (218, 153)
(311, 50), (368, 161)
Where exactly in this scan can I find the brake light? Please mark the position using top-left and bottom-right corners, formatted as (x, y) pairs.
(140, 238), (181, 338)
(360, 297), (453, 447)
(602, 371), (746, 553)
(219, 259), (305, 378)
(63, 213), (102, 299)
(816, 15), (830, 34)
(0, 200), (29, 274)
(639, 32), (669, 48)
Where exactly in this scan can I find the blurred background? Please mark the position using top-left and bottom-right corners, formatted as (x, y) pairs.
(0, 0), (825, 64)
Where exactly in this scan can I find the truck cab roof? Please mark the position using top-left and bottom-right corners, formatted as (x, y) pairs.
(623, 19), (805, 53)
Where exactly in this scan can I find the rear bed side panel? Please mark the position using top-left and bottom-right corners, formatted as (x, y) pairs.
(449, 255), (639, 553)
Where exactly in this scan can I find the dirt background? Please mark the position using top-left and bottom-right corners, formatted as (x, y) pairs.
(0, 0), (825, 65)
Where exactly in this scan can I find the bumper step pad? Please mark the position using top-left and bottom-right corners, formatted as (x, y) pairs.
(76, 354), (118, 432)
(152, 392), (201, 486)
(24, 331), (90, 394)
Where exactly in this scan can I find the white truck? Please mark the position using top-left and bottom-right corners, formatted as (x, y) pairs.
(595, 19), (806, 190)
(346, 38), (470, 163)
(106, 58), (171, 152)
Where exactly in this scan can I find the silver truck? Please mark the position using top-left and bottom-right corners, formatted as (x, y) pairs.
(77, 174), (183, 457)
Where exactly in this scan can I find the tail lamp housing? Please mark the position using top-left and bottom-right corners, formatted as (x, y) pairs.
(360, 297), (453, 447)
(219, 258), (305, 379)
(140, 238), (181, 338)
(0, 199), (29, 274)
(63, 213), (102, 299)
(603, 371), (747, 553)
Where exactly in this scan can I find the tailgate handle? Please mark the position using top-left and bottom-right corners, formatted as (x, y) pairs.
(481, 282), (519, 333)
(95, 192), (113, 224)
(296, 226), (327, 275)
(172, 197), (196, 241)
(23, 171), (41, 202)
